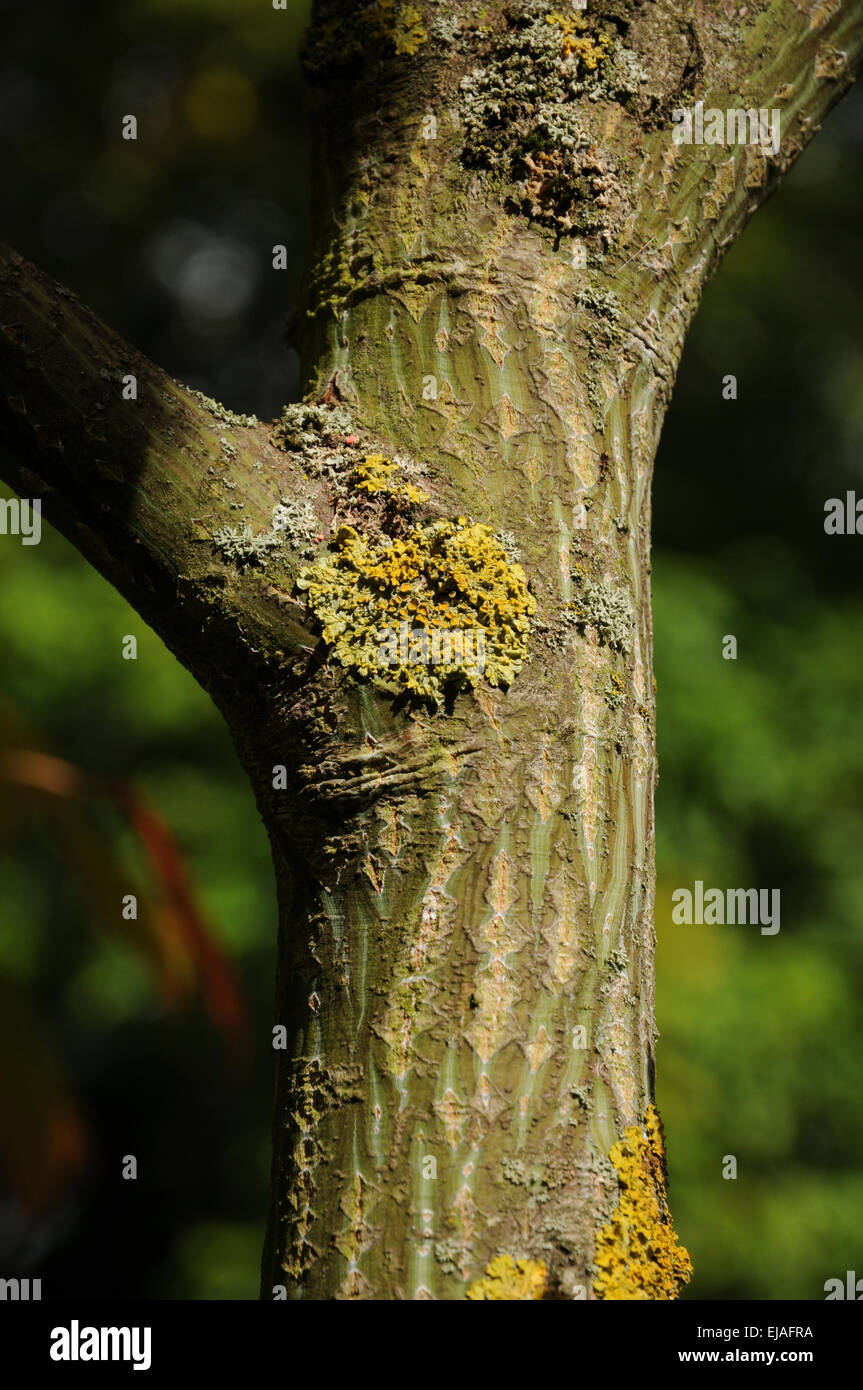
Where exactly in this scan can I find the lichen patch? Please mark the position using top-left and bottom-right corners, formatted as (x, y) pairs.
(593, 1104), (692, 1300)
(298, 512), (535, 705)
(465, 1253), (548, 1300)
(457, 1), (640, 243)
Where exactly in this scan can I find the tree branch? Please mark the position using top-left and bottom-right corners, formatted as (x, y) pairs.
(0, 243), (314, 702)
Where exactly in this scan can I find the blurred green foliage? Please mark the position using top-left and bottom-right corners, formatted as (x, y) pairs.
(1, 0), (861, 1300)
(653, 91), (863, 1297)
(0, 0), (312, 418)
(0, 487), (276, 1296)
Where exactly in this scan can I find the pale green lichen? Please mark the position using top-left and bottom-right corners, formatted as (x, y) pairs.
(466, 1254), (547, 1300)
(213, 523), (282, 567)
(186, 388), (259, 428)
(495, 530), (522, 565)
(430, 14), (461, 45)
(567, 576), (633, 654)
(434, 1239), (465, 1276)
(213, 495), (323, 569)
(576, 285), (622, 333)
(594, 1105), (693, 1300)
(502, 1157), (550, 1202)
(274, 402), (354, 451)
(458, 1), (636, 240)
(271, 496), (321, 559)
(570, 1083), (591, 1112)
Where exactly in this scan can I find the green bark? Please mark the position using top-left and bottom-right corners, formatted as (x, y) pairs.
(257, 0), (861, 1299)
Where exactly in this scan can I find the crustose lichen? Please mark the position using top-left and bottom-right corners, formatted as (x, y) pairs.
(294, 452), (535, 704)
(465, 1254), (547, 1300)
(594, 1104), (693, 1300)
(458, 3), (640, 243)
(545, 11), (614, 67)
(351, 452), (429, 506)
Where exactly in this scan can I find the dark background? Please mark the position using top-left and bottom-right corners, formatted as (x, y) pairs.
(1, 0), (861, 1298)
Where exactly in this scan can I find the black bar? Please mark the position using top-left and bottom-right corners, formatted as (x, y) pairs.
(0, 1299), (856, 1377)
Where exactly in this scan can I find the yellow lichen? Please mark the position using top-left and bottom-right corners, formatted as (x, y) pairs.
(466, 1255), (547, 1300)
(392, 2), (428, 55)
(593, 1104), (693, 1300)
(352, 454), (429, 506)
(303, 0), (428, 72)
(545, 12), (613, 69)
(362, 0), (428, 56)
(297, 510), (535, 705)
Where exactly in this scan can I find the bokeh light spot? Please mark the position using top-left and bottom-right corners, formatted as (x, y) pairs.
(184, 68), (258, 141)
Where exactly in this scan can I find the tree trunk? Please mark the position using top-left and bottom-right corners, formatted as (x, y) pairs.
(0, 0), (860, 1301)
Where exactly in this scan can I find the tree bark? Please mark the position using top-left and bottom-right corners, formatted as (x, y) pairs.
(0, 0), (860, 1300)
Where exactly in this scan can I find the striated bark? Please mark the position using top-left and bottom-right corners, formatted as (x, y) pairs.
(0, 0), (860, 1300)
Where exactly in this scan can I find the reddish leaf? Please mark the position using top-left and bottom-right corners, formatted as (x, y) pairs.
(0, 975), (88, 1215)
